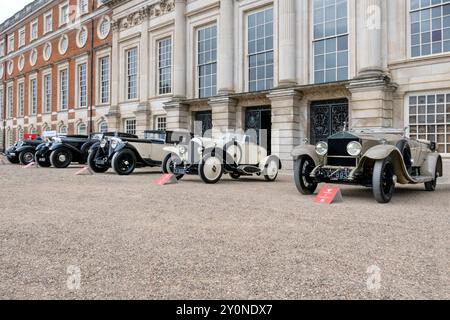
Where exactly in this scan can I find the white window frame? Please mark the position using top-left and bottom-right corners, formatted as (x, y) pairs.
(44, 11), (53, 34)
(42, 69), (52, 114)
(0, 40), (4, 57)
(0, 88), (3, 121)
(404, 91), (450, 156)
(77, 123), (87, 135)
(125, 47), (138, 101)
(59, 1), (70, 26)
(7, 34), (15, 53)
(196, 23), (218, 98)
(157, 37), (172, 95)
(124, 118), (137, 135)
(97, 54), (110, 104)
(18, 27), (26, 48)
(155, 116), (167, 131)
(17, 80), (25, 117)
(98, 121), (108, 133)
(58, 63), (69, 111)
(75, 56), (89, 108)
(29, 74), (38, 116)
(59, 124), (68, 135)
(6, 83), (14, 119)
(77, 0), (89, 16)
(30, 20), (38, 41)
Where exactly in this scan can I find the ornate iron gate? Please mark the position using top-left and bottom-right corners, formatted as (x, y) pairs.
(245, 107), (272, 155)
(195, 111), (212, 137)
(310, 100), (349, 144)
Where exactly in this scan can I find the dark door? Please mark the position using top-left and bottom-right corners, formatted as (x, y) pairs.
(194, 111), (213, 137)
(310, 99), (349, 144)
(245, 107), (272, 155)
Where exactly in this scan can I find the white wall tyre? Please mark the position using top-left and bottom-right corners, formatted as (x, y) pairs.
(264, 158), (279, 182)
(199, 154), (223, 184)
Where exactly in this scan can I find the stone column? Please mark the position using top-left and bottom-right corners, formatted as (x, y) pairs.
(209, 96), (237, 138)
(268, 88), (302, 171)
(218, 0), (234, 94)
(106, 22), (121, 132)
(173, 0), (187, 99)
(164, 100), (190, 131)
(278, 0), (297, 86)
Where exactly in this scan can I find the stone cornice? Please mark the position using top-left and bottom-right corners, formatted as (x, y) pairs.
(111, 0), (175, 31)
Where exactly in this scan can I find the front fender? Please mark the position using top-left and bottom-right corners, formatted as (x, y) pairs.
(291, 145), (322, 165)
(259, 155), (282, 173)
(15, 146), (36, 154)
(358, 145), (412, 184)
(420, 153), (443, 177)
(164, 146), (182, 158)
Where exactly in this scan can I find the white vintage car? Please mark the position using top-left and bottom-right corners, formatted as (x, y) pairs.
(163, 133), (281, 184)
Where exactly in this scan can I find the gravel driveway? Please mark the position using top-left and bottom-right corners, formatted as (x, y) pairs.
(0, 162), (449, 300)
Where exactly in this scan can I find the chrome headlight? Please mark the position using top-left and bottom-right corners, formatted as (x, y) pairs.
(315, 141), (328, 156)
(347, 141), (362, 157)
(179, 146), (187, 155)
(53, 137), (62, 143)
(100, 139), (107, 148)
(110, 138), (120, 149)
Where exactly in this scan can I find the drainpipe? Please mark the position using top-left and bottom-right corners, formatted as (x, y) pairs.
(2, 34), (6, 152)
(89, 0), (95, 134)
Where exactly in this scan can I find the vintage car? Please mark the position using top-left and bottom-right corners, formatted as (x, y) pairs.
(292, 128), (443, 203)
(3, 138), (43, 165)
(87, 130), (182, 175)
(163, 133), (281, 184)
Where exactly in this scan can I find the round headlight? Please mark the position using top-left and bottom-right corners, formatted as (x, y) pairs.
(315, 141), (328, 156)
(111, 139), (119, 149)
(347, 141), (362, 156)
(100, 139), (107, 148)
(179, 146), (187, 155)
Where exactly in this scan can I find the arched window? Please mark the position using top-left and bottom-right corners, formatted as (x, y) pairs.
(18, 128), (24, 141)
(98, 121), (108, 133)
(78, 123), (87, 135)
(7, 129), (13, 147)
(59, 125), (68, 135)
(42, 125), (51, 134)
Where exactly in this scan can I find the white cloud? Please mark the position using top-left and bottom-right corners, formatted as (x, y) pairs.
(0, 0), (35, 26)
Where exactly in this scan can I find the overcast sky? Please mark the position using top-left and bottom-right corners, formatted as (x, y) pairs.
(0, 0), (34, 25)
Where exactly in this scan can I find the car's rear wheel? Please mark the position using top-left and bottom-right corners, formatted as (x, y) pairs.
(294, 156), (318, 195)
(88, 148), (109, 173)
(19, 150), (35, 165)
(199, 153), (223, 184)
(112, 149), (136, 175)
(424, 166), (438, 191)
(162, 154), (184, 180)
(372, 157), (396, 204)
(6, 156), (20, 164)
(36, 154), (51, 167)
(264, 158), (279, 182)
(50, 148), (73, 168)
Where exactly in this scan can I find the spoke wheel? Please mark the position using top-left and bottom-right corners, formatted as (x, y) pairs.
(19, 151), (35, 165)
(294, 156), (318, 195)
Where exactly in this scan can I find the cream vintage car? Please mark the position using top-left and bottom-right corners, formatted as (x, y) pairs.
(292, 128), (443, 203)
(163, 133), (281, 184)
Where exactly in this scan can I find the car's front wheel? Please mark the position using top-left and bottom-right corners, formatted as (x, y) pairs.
(50, 148), (73, 168)
(6, 155), (20, 164)
(88, 148), (109, 173)
(199, 153), (223, 184)
(372, 157), (396, 204)
(19, 150), (35, 165)
(424, 166), (438, 192)
(294, 156), (318, 195)
(264, 158), (279, 182)
(112, 149), (136, 175)
(162, 154), (184, 180)
(36, 154), (51, 167)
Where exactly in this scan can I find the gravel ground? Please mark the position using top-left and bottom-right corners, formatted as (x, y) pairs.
(0, 161), (449, 300)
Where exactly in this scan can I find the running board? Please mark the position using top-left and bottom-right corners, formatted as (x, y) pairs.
(410, 175), (435, 183)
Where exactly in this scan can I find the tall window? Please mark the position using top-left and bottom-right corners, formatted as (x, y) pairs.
(126, 48), (138, 100)
(99, 121), (108, 133)
(78, 63), (87, 107)
(78, 123), (87, 135)
(30, 79), (37, 115)
(313, 0), (348, 83)
(125, 118), (136, 135)
(78, 0), (89, 15)
(248, 8), (274, 92)
(198, 25), (217, 98)
(0, 41), (4, 57)
(30, 21), (38, 41)
(0, 89), (3, 120)
(60, 69), (68, 110)
(60, 4), (69, 26)
(44, 12), (53, 34)
(7, 34), (14, 53)
(18, 82), (24, 117)
(408, 93), (450, 154)
(44, 74), (52, 113)
(99, 56), (110, 103)
(410, 0), (450, 57)
(156, 116), (167, 131)
(18, 28), (25, 48)
(7, 86), (13, 118)
(59, 125), (68, 135)
(158, 38), (172, 95)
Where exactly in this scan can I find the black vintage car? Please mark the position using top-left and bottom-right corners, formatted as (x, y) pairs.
(35, 135), (89, 168)
(88, 130), (184, 175)
(3, 138), (44, 165)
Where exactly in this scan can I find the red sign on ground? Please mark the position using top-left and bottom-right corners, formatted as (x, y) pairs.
(155, 173), (178, 186)
(315, 185), (343, 204)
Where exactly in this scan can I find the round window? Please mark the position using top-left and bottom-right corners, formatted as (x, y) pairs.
(77, 26), (88, 48)
(43, 42), (52, 61)
(18, 55), (25, 71)
(97, 16), (111, 40)
(7, 60), (14, 75)
(30, 49), (38, 66)
(59, 35), (69, 54)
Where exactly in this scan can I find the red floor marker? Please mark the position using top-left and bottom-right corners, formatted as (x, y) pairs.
(315, 185), (343, 204)
(155, 173), (178, 185)
(74, 166), (94, 176)
(23, 162), (37, 169)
